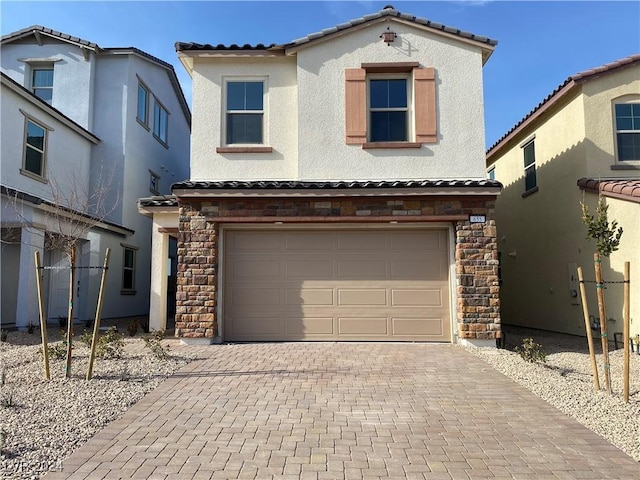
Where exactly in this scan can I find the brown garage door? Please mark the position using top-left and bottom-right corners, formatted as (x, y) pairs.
(223, 228), (451, 342)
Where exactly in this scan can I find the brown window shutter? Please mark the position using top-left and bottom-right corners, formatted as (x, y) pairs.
(345, 68), (366, 144)
(414, 67), (437, 144)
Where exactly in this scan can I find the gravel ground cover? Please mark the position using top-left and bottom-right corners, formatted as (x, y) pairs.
(464, 325), (640, 463)
(0, 328), (196, 480)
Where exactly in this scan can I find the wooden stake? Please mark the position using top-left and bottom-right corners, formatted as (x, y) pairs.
(86, 248), (110, 381)
(34, 252), (50, 381)
(623, 262), (630, 403)
(64, 246), (76, 379)
(593, 253), (612, 394)
(577, 267), (600, 391)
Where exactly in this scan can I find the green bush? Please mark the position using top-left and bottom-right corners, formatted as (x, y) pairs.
(515, 337), (547, 364)
(143, 330), (170, 360)
(78, 327), (124, 359)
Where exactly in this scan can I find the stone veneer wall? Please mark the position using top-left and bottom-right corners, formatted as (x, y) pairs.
(176, 196), (500, 341)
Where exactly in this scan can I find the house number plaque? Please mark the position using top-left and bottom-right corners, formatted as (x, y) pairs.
(469, 215), (486, 224)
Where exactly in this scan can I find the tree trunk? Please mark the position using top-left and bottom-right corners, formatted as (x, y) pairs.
(65, 246), (76, 379)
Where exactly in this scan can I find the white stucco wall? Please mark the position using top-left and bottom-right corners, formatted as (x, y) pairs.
(295, 22), (487, 181)
(1, 41), (95, 129)
(190, 56), (298, 181)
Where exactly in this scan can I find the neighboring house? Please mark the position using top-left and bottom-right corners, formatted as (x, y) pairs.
(486, 55), (640, 340)
(1, 26), (190, 329)
(139, 5), (502, 345)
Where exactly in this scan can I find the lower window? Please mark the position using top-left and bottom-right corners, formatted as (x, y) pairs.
(121, 245), (137, 293)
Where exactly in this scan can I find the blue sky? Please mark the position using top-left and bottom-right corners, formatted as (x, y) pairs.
(2, 1), (639, 148)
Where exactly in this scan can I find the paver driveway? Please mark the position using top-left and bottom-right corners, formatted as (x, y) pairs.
(46, 343), (638, 479)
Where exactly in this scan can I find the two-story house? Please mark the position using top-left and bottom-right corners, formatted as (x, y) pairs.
(140, 6), (501, 345)
(486, 55), (640, 340)
(1, 26), (191, 329)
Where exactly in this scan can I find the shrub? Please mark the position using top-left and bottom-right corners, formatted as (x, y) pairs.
(127, 319), (139, 337)
(515, 337), (547, 364)
(143, 330), (170, 360)
(78, 327), (124, 358)
(48, 342), (68, 359)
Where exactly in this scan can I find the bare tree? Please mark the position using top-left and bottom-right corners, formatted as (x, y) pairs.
(2, 165), (118, 378)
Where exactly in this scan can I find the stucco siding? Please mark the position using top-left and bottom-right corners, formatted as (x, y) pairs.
(296, 22), (487, 181)
(582, 65), (640, 174)
(190, 57), (298, 181)
(1, 42), (95, 129)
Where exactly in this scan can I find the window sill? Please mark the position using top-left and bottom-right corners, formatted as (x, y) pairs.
(522, 186), (539, 198)
(137, 117), (150, 131)
(216, 146), (273, 153)
(120, 290), (137, 296)
(362, 142), (422, 150)
(20, 169), (48, 184)
(611, 163), (640, 170)
(153, 134), (169, 149)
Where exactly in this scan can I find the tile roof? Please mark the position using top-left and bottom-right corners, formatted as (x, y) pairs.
(138, 195), (179, 208)
(487, 54), (640, 157)
(171, 179), (502, 191)
(175, 5), (496, 53)
(577, 178), (640, 204)
(1, 24), (98, 49)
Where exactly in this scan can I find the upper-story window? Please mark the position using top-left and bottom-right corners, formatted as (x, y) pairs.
(23, 119), (47, 179)
(615, 103), (640, 161)
(522, 139), (537, 196)
(369, 78), (408, 142)
(32, 68), (53, 103)
(487, 167), (496, 181)
(137, 82), (149, 127)
(345, 64), (436, 148)
(226, 81), (264, 144)
(153, 100), (168, 146)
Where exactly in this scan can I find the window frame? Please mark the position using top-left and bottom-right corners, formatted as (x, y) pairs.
(21, 117), (49, 181)
(614, 102), (640, 163)
(153, 98), (169, 147)
(137, 80), (150, 129)
(487, 167), (496, 181)
(522, 138), (538, 197)
(31, 66), (54, 103)
(120, 244), (138, 294)
(223, 78), (267, 147)
(149, 170), (160, 195)
(367, 75), (412, 143)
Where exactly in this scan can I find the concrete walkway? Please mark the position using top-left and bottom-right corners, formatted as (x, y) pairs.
(45, 343), (638, 480)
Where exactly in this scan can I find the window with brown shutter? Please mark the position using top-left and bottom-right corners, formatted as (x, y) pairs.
(344, 64), (437, 147)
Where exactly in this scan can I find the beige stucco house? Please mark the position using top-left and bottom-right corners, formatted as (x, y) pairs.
(486, 54), (640, 341)
(140, 6), (502, 345)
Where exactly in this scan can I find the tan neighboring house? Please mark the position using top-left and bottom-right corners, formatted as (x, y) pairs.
(486, 54), (640, 340)
(140, 5), (502, 345)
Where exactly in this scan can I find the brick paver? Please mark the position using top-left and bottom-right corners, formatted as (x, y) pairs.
(45, 343), (639, 479)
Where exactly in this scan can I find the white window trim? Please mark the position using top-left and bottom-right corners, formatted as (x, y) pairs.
(366, 73), (413, 143)
(30, 66), (54, 103)
(613, 98), (640, 164)
(222, 76), (269, 147)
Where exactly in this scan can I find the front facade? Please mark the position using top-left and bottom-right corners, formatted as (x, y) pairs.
(486, 55), (640, 339)
(141, 6), (502, 345)
(1, 26), (190, 328)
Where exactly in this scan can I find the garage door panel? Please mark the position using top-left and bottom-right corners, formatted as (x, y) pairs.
(285, 232), (334, 251)
(233, 259), (280, 277)
(338, 289), (387, 306)
(338, 259), (387, 278)
(339, 317), (388, 335)
(231, 288), (281, 306)
(224, 229), (451, 342)
(285, 259), (334, 277)
(285, 317), (334, 335)
(232, 231), (281, 251)
(285, 288), (334, 306)
(391, 289), (443, 307)
(392, 317), (444, 336)
(337, 232), (387, 250)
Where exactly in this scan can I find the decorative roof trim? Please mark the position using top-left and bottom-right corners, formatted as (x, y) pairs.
(487, 54), (640, 160)
(1, 25), (99, 51)
(1, 72), (101, 144)
(171, 179), (502, 198)
(577, 178), (640, 204)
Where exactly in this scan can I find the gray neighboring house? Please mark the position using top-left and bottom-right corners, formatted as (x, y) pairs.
(1, 25), (191, 329)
